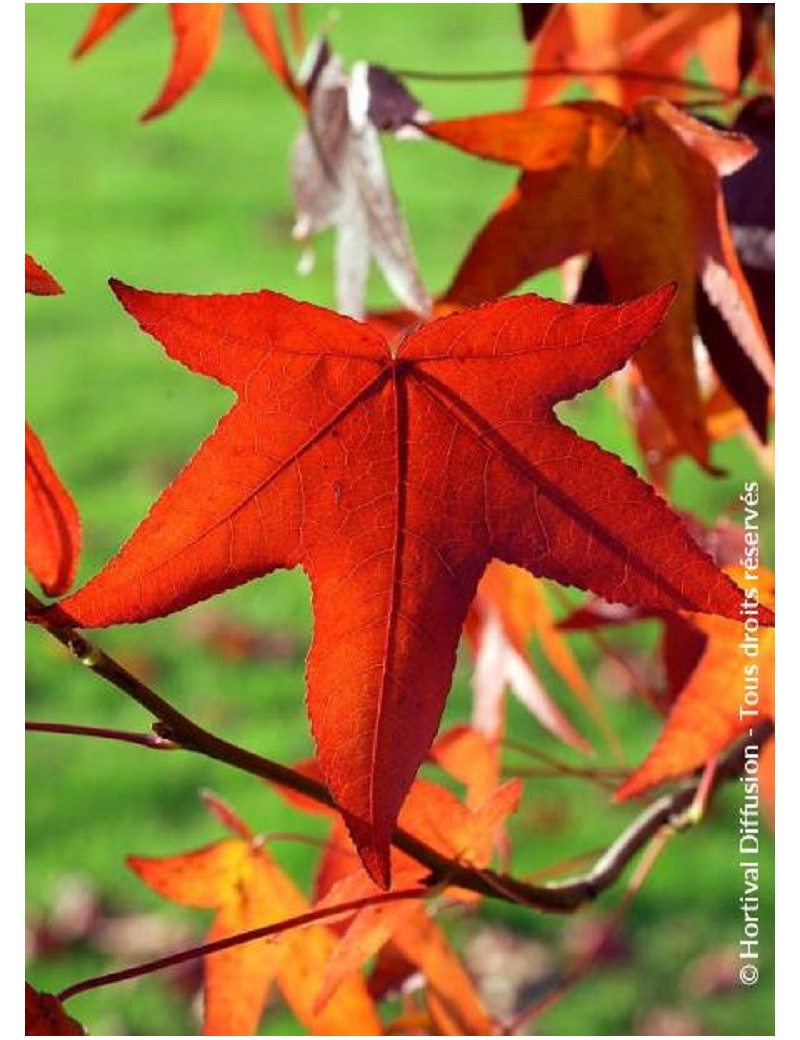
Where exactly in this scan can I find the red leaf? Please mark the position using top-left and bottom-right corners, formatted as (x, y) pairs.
(236, 3), (305, 104)
(73, 4), (300, 120)
(72, 3), (138, 57)
(26, 258), (81, 596)
(141, 4), (224, 122)
(51, 280), (767, 884)
(25, 254), (63, 296)
(25, 423), (82, 597)
(25, 984), (85, 1035)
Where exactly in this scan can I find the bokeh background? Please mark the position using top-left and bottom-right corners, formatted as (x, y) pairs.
(26, 4), (774, 1035)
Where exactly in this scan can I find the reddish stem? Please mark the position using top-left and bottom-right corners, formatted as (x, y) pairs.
(57, 886), (428, 1003)
(25, 720), (175, 749)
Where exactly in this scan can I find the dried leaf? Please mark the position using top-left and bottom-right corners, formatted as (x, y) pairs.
(291, 43), (431, 319)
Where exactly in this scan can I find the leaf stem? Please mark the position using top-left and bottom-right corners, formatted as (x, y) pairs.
(24, 719), (176, 749)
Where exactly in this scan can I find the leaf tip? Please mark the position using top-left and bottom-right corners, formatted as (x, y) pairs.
(108, 277), (136, 308)
(25, 255), (64, 296)
(125, 854), (149, 878)
(357, 841), (392, 891)
(139, 106), (161, 124)
(650, 279), (679, 315)
(612, 777), (640, 802)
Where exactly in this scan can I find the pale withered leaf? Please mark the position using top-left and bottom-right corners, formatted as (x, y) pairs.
(290, 41), (432, 320)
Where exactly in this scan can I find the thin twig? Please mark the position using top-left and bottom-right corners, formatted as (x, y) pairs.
(502, 737), (628, 788)
(505, 824), (674, 1034)
(389, 64), (735, 99)
(57, 886), (429, 1003)
(549, 585), (661, 715)
(25, 720), (176, 750)
(503, 737), (623, 775)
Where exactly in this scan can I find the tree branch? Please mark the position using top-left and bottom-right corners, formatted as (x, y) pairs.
(27, 590), (773, 912)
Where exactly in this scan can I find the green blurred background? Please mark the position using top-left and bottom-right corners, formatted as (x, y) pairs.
(26, 4), (774, 1035)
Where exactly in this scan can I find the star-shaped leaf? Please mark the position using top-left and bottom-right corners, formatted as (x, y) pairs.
(427, 98), (774, 468)
(129, 832), (381, 1035)
(49, 280), (766, 884)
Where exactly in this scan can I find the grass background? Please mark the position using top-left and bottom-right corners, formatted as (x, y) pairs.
(26, 4), (774, 1035)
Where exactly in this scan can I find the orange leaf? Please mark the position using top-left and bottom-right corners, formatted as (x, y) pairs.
(617, 567), (775, 800)
(313, 868), (427, 1012)
(50, 281), (765, 884)
(307, 768), (521, 904)
(72, 3), (138, 57)
(393, 911), (493, 1036)
(524, 3), (741, 110)
(236, 3), (305, 104)
(429, 724), (501, 809)
(312, 779), (510, 1033)
(466, 561), (595, 752)
(142, 3), (224, 122)
(129, 836), (381, 1035)
(428, 99), (772, 468)
(398, 778), (522, 881)
(318, 887), (494, 1036)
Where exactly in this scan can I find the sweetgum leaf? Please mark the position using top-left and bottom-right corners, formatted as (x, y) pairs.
(49, 280), (768, 883)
